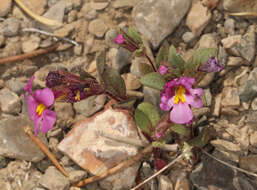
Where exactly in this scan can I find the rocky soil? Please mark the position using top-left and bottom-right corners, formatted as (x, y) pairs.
(0, 0), (257, 190)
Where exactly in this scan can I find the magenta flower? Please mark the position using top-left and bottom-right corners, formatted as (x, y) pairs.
(198, 57), (224, 72)
(24, 76), (56, 135)
(160, 77), (203, 124)
(114, 34), (125, 45)
(158, 65), (168, 75)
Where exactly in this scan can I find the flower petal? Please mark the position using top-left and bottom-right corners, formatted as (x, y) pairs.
(24, 76), (35, 95)
(189, 88), (203, 96)
(170, 102), (193, 124)
(34, 115), (42, 136)
(160, 97), (174, 111)
(185, 94), (203, 108)
(40, 109), (56, 133)
(24, 94), (38, 121)
(34, 88), (55, 107)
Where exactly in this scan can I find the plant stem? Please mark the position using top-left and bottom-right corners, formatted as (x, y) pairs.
(144, 53), (157, 72)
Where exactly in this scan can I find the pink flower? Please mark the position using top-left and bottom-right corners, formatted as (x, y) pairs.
(114, 34), (125, 44)
(158, 65), (168, 75)
(198, 57), (224, 72)
(160, 77), (203, 124)
(24, 76), (56, 135)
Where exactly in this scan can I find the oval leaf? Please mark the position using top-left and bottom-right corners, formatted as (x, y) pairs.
(156, 46), (167, 69)
(140, 72), (165, 90)
(137, 102), (160, 126)
(168, 45), (185, 74)
(189, 127), (211, 148)
(135, 109), (152, 133)
(102, 67), (126, 99)
(170, 124), (190, 137)
(128, 27), (142, 44)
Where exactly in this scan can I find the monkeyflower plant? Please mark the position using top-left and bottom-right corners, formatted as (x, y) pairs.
(24, 27), (224, 169)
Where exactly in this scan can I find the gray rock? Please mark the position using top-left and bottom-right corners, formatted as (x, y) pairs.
(39, 166), (70, 190)
(88, 19), (108, 38)
(113, 0), (141, 8)
(132, 0), (192, 48)
(239, 155), (257, 173)
(114, 47), (132, 73)
(246, 111), (257, 124)
(2, 18), (20, 37)
(235, 25), (256, 62)
(143, 86), (163, 115)
(218, 44), (227, 67)
(140, 162), (157, 190)
(223, 0), (257, 13)
(158, 175), (173, 190)
(204, 89), (212, 107)
(0, 35), (5, 47)
(0, 115), (46, 161)
(251, 97), (257, 110)
(5, 78), (26, 95)
(191, 151), (256, 190)
(186, 0), (211, 36)
(54, 102), (74, 127)
(239, 68), (257, 102)
(68, 170), (87, 183)
(224, 18), (235, 35)
(182, 32), (195, 43)
(0, 0), (12, 17)
(221, 87), (240, 108)
(73, 95), (106, 117)
(0, 88), (21, 114)
(105, 29), (119, 48)
(130, 57), (153, 77)
(22, 35), (41, 53)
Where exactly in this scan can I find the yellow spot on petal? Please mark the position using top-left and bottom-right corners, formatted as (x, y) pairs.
(174, 86), (186, 104)
(36, 103), (46, 116)
(75, 90), (80, 101)
(84, 88), (90, 92)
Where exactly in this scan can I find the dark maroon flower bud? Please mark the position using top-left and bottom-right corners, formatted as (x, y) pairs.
(46, 71), (63, 88)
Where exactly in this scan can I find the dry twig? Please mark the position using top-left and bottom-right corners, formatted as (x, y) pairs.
(131, 153), (185, 190)
(14, 0), (63, 27)
(22, 28), (80, 46)
(73, 145), (153, 187)
(24, 126), (69, 177)
(0, 44), (58, 65)
(99, 130), (178, 152)
(202, 150), (257, 178)
(226, 11), (257, 17)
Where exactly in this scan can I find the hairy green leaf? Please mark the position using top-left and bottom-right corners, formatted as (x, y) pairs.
(137, 102), (160, 126)
(135, 109), (152, 133)
(128, 27), (142, 44)
(170, 124), (190, 137)
(140, 72), (166, 90)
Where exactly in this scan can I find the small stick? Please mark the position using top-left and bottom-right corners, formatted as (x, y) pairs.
(0, 44), (58, 65)
(73, 145), (153, 187)
(22, 28), (80, 46)
(202, 150), (257, 178)
(131, 153), (185, 190)
(24, 126), (69, 177)
(99, 131), (178, 152)
(226, 11), (257, 17)
(14, 0), (63, 27)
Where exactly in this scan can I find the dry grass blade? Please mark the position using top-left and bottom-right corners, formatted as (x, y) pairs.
(0, 44), (58, 65)
(24, 126), (69, 177)
(14, 0), (63, 27)
(226, 11), (257, 17)
(73, 145), (153, 187)
(99, 130), (178, 152)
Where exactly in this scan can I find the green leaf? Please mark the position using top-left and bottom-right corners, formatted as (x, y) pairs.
(135, 109), (152, 133)
(112, 98), (136, 110)
(152, 140), (166, 148)
(168, 45), (185, 74)
(189, 127), (211, 148)
(140, 72), (166, 90)
(186, 48), (217, 76)
(102, 67), (126, 98)
(137, 102), (160, 126)
(170, 124), (190, 137)
(128, 27), (142, 44)
(96, 51), (106, 76)
(156, 47), (166, 69)
(200, 93), (207, 107)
